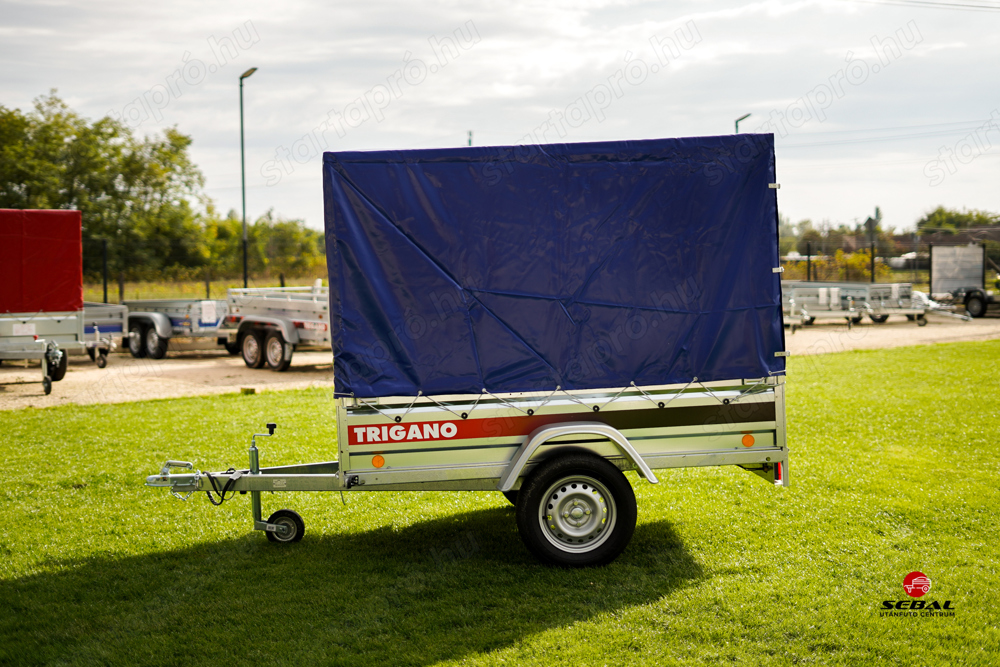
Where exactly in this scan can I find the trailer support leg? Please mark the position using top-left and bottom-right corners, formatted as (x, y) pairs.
(247, 428), (291, 537)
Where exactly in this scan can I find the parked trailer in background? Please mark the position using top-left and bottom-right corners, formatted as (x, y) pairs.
(929, 244), (995, 318)
(1, 209), (116, 394)
(148, 134), (789, 566)
(124, 299), (231, 359)
(781, 280), (926, 330)
(218, 283), (331, 372)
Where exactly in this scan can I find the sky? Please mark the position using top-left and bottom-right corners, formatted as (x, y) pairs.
(2, 0), (999, 233)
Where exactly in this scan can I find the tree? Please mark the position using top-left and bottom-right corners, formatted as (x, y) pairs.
(0, 91), (207, 279)
(917, 206), (999, 232)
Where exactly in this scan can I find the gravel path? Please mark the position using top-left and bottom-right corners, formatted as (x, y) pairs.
(2, 312), (998, 410)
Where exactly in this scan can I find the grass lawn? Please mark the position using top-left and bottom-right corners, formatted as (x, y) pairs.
(1, 340), (998, 666)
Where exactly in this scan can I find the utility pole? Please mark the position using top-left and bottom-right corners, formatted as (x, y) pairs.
(240, 67), (258, 289)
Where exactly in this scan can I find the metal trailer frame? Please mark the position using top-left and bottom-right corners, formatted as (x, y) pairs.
(148, 376), (788, 566)
(217, 284), (331, 372)
(0, 305), (121, 393)
(124, 298), (230, 360)
(782, 280), (927, 331)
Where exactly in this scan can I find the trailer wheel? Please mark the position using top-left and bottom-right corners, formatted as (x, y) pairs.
(966, 294), (987, 318)
(96, 353), (108, 369)
(805, 317), (816, 325)
(917, 315), (928, 326)
(516, 454), (636, 567)
(906, 314), (915, 321)
(870, 314), (889, 324)
(502, 490), (519, 506)
(265, 331), (293, 372)
(224, 341), (241, 356)
(265, 509), (305, 543)
(42, 376), (52, 395)
(241, 330), (266, 368)
(145, 328), (169, 359)
(850, 316), (863, 325)
(128, 324), (147, 358)
(49, 352), (68, 382)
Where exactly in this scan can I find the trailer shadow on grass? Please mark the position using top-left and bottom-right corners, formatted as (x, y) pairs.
(1, 506), (702, 667)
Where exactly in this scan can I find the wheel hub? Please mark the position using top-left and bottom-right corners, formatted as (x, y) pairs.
(539, 475), (616, 553)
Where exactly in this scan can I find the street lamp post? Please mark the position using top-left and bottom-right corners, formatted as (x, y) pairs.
(239, 67), (257, 289)
(735, 113), (751, 134)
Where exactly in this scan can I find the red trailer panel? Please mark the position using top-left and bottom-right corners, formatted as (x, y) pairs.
(0, 209), (83, 314)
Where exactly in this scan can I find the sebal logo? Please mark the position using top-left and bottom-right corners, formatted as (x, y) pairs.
(879, 571), (955, 617)
(903, 571), (931, 598)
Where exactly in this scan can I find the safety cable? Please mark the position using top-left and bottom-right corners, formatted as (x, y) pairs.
(204, 468), (241, 506)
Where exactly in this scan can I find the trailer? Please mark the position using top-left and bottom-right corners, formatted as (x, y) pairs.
(782, 280), (926, 330)
(929, 244), (995, 318)
(217, 282), (331, 371)
(124, 298), (231, 359)
(147, 134), (790, 567)
(1, 209), (117, 394)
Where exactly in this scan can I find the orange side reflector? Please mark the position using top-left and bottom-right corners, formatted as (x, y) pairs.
(372, 455), (385, 468)
(741, 434), (755, 447)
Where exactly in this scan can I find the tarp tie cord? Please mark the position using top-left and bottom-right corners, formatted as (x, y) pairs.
(559, 388), (593, 410)
(631, 379), (694, 410)
(597, 385), (631, 411)
(531, 386), (561, 412)
(398, 392), (423, 420)
(695, 378), (731, 405)
(481, 388), (530, 415)
(729, 378), (768, 404)
(363, 400), (407, 423)
(424, 393), (468, 420)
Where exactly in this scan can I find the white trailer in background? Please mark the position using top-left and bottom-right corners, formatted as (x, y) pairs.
(930, 244), (995, 318)
(124, 299), (231, 359)
(782, 280), (927, 330)
(218, 282), (331, 372)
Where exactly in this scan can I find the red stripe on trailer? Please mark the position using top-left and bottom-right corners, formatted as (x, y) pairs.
(346, 402), (776, 446)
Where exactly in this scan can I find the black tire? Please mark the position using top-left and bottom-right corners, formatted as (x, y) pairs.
(515, 454), (637, 567)
(128, 323), (147, 358)
(906, 315), (916, 321)
(264, 330), (293, 372)
(805, 317), (816, 325)
(145, 327), (169, 359)
(870, 314), (889, 324)
(42, 376), (52, 395)
(850, 316), (863, 325)
(966, 295), (987, 318)
(265, 509), (305, 543)
(917, 315), (928, 327)
(49, 352), (68, 382)
(224, 341), (241, 356)
(87, 347), (96, 362)
(502, 490), (519, 506)
(241, 330), (266, 368)
(96, 354), (108, 369)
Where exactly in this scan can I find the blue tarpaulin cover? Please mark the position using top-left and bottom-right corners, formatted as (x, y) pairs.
(323, 134), (785, 398)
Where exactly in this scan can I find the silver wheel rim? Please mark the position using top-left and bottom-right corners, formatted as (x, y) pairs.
(272, 517), (297, 542)
(538, 475), (616, 553)
(244, 335), (260, 362)
(266, 336), (283, 366)
(130, 328), (142, 354)
(146, 329), (160, 354)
